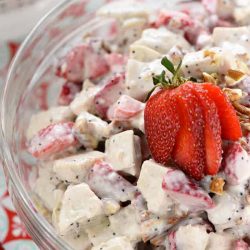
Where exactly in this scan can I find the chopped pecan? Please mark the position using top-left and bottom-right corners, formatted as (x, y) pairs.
(210, 177), (225, 195)
(223, 88), (243, 102)
(227, 69), (245, 81)
(232, 101), (250, 116)
(203, 72), (218, 85)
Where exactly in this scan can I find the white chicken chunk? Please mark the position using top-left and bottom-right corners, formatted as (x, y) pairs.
(137, 160), (173, 217)
(26, 106), (75, 140)
(53, 151), (105, 184)
(212, 27), (250, 57)
(109, 205), (141, 243)
(175, 224), (209, 250)
(206, 232), (234, 250)
(97, 0), (149, 20)
(58, 183), (104, 234)
(86, 216), (117, 247)
(181, 47), (244, 78)
(105, 130), (142, 176)
(70, 80), (99, 116)
(34, 163), (61, 211)
(133, 28), (190, 55)
(60, 231), (91, 250)
(91, 236), (134, 250)
(234, 5), (250, 25)
(74, 112), (109, 149)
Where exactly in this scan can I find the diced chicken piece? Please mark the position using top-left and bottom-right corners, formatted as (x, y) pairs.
(97, 0), (149, 20)
(133, 28), (190, 55)
(107, 95), (145, 121)
(34, 163), (61, 211)
(129, 110), (145, 133)
(141, 216), (171, 243)
(181, 47), (242, 78)
(202, 0), (234, 19)
(110, 205), (141, 243)
(86, 216), (116, 247)
(163, 169), (214, 211)
(207, 232), (234, 250)
(60, 231), (91, 250)
(91, 236), (134, 250)
(206, 192), (240, 232)
(212, 27), (250, 56)
(53, 151), (105, 184)
(224, 143), (250, 185)
(105, 130), (142, 176)
(102, 198), (121, 216)
(73, 112), (109, 149)
(175, 224), (209, 250)
(56, 44), (109, 83)
(94, 73), (126, 118)
(58, 183), (104, 234)
(87, 161), (137, 202)
(137, 160), (173, 217)
(27, 106), (75, 140)
(125, 58), (169, 101)
(52, 188), (65, 230)
(58, 81), (81, 106)
(129, 44), (161, 62)
(28, 122), (78, 159)
(234, 6), (250, 25)
(70, 80), (100, 115)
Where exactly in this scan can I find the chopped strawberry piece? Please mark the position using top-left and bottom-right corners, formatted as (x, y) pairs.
(234, 240), (249, 250)
(200, 83), (242, 141)
(104, 53), (127, 74)
(94, 73), (126, 118)
(107, 95), (145, 121)
(58, 81), (81, 106)
(28, 122), (78, 159)
(56, 44), (109, 83)
(162, 169), (214, 210)
(87, 161), (137, 202)
(172, 84), (205, 180)
(145, 90), (180, 165)
(223, 142), (250, 185)
(191, 83), (222, 175)
(167, 232), (177, 250)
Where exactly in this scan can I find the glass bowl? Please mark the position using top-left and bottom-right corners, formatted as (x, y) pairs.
(0, 0), (116, 249)
(0, 0), (182, 249)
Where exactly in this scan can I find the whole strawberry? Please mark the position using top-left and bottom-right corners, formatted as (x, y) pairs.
(145, 57), (242, 180)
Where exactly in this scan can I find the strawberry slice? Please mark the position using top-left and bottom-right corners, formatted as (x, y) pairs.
(162, 169), (214, 210)
(145, 90), (180, 165)
(200, 83), (242, 141)
(190, 84), (222, 175)
(172, 84), (205, 180)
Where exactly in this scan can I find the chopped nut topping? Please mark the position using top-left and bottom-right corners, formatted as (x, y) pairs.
(210, 177), (225, 195)
(204, 50), (216, 58)
(227, 69), (245, 81)
(223, 88), (243, 102)
(203, 72), (218, 85)
(232, 101), (250, 116)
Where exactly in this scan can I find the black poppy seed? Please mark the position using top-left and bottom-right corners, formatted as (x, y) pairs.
(50, 177), (53, 180)
(127, 86), (130, 90)
(122, 189), (125, 192)
(88, 219), (91, 222)
(132, 50), (135, 54)
(70, 223), (73, 226)
(188, 71), (191, 74)
(185, 65), (188, 68)
(157, 216), (160, 220)
(76, 222), (79, 228)
(95, 101), (99, 105)
(76, 175), (79, 179)
(240, 217), (243, 220)
(154, 228), (158, 231)
(240, 192), (243, 196)
(77, 235), (80, 238)
(113, 232), (116, 236)
(38, 143), (42, 146)
(228, 217), (231, 221)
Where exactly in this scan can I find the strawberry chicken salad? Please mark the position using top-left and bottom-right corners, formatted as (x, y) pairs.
(27, 0), (250, 249)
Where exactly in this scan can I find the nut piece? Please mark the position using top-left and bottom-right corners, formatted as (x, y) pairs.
(223, 88), (243, 102)
(210, 177), (225, 195)
(102, 198), (121, 216)
(203, 72), (218, 85)
(227, 69), (245, 81)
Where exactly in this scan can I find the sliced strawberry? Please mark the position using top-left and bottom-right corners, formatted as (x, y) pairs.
(107, 95), (145, 121)
(87, 161), (137, 202)
(172, 84), (205, 180)
(28, 122), (78, 159)
(94, 73), (126, 118)
(162, 169), (214, 210)
(234, 240), (249, 250)
(191, 83), (222, 175)
(58, 81), (81, 106)
(167, 232), (177, 250)
(145, 89), (180, 165)
(200, 83), (242, 141)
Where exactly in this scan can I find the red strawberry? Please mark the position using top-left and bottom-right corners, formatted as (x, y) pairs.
(200, 83), (242, 141)
(172, 84), (205, 180)
(191, 84), (222, 175)
(58, 81), (81, 106)
(145, 89), (180, 165)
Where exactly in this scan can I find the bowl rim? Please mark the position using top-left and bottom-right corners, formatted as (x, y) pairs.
(0, 0), (74, 248)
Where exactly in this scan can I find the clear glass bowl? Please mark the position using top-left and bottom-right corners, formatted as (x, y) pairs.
(0, 0), (115, 249)
(0, 0), (182, 249)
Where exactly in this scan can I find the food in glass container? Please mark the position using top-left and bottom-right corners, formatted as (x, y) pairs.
(26, 0), (250, 249)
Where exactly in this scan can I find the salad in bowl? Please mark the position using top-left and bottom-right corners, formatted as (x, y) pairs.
(25, 0), (250, 249)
